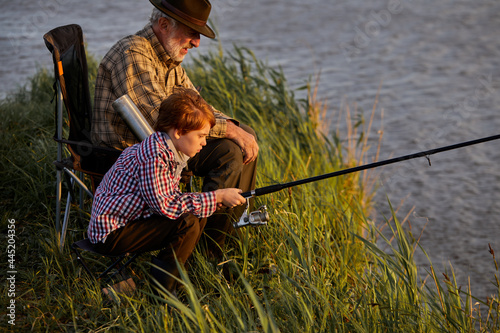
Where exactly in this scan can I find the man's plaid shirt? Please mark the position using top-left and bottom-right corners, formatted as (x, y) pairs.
(91, 24), (230, 150)
(88, 132), (217, 244)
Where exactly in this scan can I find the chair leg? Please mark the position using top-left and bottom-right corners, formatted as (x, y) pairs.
(78, 171), (85, 210)
(71, 243), (127, 283)
(71, 243), (94, 277)
(99, 253), (141, 285)
(76, 171), (87, 229)
(59, 172), (76, 251)
(55, 168), (63, 238)
(59, 191), (72, 251)
(71, 243), (140, 285)
(63, 167), (93, 198)
(60, 169), (94, 250)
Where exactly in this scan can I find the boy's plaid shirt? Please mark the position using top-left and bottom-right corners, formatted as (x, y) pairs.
(88, 131), (217, 244)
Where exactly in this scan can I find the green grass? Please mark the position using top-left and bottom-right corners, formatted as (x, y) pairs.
(0, 47), (499, 332)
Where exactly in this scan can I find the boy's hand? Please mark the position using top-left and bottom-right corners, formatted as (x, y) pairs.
(215, 188), (245, 208)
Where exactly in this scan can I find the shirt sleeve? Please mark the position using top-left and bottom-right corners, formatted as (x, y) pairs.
(137, 153), (217, 219)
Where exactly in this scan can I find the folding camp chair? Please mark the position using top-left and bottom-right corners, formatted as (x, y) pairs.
(44, 24), (121, 250)
(43, 25), (146, 294)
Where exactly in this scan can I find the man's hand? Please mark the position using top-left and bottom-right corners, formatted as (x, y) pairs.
(215, 188), (245, 208)
(225, 121), (259, 164)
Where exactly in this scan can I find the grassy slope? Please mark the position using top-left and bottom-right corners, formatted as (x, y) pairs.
(0, 48), (498, 332)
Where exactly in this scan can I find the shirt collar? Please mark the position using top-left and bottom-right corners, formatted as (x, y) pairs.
(137, 24), (181, 70)
(158, 132), (189, 167)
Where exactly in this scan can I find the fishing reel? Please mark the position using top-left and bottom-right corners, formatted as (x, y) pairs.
(233, 199), (269, 228)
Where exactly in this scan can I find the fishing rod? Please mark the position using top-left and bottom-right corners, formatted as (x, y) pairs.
(111, 96), (499, 229)
(234, 133), (500, 228)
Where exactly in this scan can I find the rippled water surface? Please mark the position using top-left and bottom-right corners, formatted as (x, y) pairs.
(1, 0), (499, 300)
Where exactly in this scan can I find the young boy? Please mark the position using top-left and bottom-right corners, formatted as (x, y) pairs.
(88, 87), (245, 294)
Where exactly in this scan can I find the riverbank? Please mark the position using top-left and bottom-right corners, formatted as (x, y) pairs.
(0, 48), (498, 331)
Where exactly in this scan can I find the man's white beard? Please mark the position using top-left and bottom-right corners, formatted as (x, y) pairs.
(165, 39), (187, 62)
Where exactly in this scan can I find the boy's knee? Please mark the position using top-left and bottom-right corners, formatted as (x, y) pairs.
(181, 214), (203, 238)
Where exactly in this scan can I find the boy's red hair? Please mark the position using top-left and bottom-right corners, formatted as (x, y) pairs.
(154, 87), (216, 134)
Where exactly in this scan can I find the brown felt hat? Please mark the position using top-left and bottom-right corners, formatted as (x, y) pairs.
(149, 0), (216, 39)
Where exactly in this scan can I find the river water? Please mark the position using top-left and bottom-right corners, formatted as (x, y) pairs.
(1, 0), (499, 300)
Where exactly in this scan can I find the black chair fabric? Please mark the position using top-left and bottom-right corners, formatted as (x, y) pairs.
(43, 24), (120, 177)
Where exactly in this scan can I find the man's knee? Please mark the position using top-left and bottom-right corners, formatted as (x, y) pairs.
(215, 124), (256, 165)
(216, 139), (244, 166)
(239, 123), (257, 139)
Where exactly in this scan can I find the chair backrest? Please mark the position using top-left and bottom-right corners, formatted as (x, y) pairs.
(44, 24), (120, 175)
(44, 24), (92, 145)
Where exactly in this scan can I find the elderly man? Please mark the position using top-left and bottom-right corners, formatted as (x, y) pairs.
(91, 0), (258, 257)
